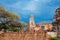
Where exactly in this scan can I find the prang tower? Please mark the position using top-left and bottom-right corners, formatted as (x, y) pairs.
(29, 15), (35, 31)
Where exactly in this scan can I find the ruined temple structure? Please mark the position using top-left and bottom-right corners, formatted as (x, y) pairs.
(26, 15), (52, 32)
(0, 15), (51, 40)
(26, 15), (41, 31)
(39, 22), (52, 31)
(53, 5), (60, 37)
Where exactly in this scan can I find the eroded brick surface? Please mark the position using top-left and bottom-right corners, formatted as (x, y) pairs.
(0, 31), (50, 40)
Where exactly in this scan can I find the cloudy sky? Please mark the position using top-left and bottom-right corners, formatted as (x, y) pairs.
(0, 0), (60, 23)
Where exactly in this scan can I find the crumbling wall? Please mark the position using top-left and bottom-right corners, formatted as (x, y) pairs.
(0, 31), (50, 40)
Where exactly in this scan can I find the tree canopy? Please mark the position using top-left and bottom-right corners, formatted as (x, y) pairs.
(0, 6), (25, 32)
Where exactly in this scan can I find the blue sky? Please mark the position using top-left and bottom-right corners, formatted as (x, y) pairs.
(0, 0), (60, 23)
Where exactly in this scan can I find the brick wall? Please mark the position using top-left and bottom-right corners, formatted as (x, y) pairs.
(0, 31), (50, 40)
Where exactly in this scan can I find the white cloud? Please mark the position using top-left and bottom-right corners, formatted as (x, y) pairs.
(33, 0), (39, 2)
(10, 2), (27, 10)
(10, 0), (51, 10)
(9, 0), (39, 13)
(41, 0), (51, 3)
(7, 0), (52, 15)
(22, 1), (37, 12)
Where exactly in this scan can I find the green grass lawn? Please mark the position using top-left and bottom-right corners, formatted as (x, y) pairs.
(51, 38), (60, 40)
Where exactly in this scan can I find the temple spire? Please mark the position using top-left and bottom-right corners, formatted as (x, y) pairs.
(29, 14), (35, 31)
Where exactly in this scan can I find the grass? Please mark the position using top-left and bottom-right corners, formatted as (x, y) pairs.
(51, 38), (60, 40)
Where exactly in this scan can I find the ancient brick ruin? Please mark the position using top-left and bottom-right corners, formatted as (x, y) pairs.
(0, 30), (50, 40)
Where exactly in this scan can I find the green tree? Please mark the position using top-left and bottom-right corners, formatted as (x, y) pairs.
(0, 6), (19, 31)
(0, 6), (25, 32)
(13, 27), (20, 32)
